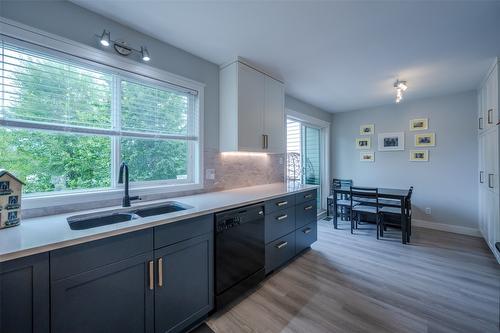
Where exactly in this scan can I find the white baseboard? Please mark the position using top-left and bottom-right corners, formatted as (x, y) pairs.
(412, 219), (481, 237)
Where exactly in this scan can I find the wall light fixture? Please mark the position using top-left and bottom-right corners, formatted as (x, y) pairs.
(96, 29), (151, 62)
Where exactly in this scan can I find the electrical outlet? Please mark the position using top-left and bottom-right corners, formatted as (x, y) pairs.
(425, 207), (431, 215)
(205, 169), (215, 180)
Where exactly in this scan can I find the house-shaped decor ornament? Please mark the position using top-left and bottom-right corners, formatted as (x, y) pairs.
(0, 170), (25, 229)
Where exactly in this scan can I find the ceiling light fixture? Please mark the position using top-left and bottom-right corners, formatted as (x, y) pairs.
(99, 30), (111, 47)
(96, 29), (151, 62)
(141, 47), (150, 62)
(394, 80), (407, 103)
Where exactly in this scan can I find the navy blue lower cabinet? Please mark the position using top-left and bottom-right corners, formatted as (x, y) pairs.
(295, 221), (318, 254)
(0, 253), (49, 333)
(265, 232), (296, 274)
(154, 233), (214, 333)
(51, 252), (154, 333)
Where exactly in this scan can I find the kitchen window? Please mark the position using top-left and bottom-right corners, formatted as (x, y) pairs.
(0, 40), (202, 199)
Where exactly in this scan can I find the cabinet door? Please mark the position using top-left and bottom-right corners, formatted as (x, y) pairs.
(51, 252), (154, 333)
(154, 233), (213, 333)
(478, 87), (485, 132)
(0, 253), (49, 333)
(264, 76), (285, 153)
(237, 63), (265, 151)
(485, 131), (498, 194)
(486, 67), (498, 128)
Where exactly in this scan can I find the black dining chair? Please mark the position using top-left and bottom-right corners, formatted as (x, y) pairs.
(379, 187), (413, 242)
(326, 179), (354, 222)
(349, 187), (380, 236)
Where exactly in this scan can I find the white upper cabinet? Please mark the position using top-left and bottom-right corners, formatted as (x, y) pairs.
(219, 60), (285, 153)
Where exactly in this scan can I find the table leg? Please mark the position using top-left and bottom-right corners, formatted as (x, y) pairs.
(324, 198), (333, 221)
(401, 197), (407, 244)
(333, 192), (338, 229)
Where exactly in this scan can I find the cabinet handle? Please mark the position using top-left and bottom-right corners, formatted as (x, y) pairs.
(304, 205), (313, 211)
(480, 171), (484, 184)
(158, 258), (164, 287)
(276, 241), (288, 249)
(276, 201), (288, 207)
(487, 109), (493, 124)
(265, 134), (269, 149)
(479, 117), (484, 130)
(262, 134), (266, 149)
(276, 214), (288, 221)
(303, 227), (312, 234)
(304, 194), (313, 199)
(488, 174), (494, 189)
(148, 261), (154, 291)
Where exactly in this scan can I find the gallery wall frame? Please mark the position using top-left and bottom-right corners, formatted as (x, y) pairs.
(356, 137), (371, 149)
(378, 132), (405, 151)
(410, 118), (428, 131)
(415, 133), (436, 147)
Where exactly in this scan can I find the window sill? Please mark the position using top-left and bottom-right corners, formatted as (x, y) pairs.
(22, 182), (204, 210)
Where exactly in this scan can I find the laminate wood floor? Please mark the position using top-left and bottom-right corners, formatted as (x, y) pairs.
(207, 220), (500, 333)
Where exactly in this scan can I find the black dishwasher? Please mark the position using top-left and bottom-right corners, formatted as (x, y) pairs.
(215, 203), (265, 310)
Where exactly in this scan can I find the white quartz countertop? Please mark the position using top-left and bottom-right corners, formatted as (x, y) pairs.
(0, 183), (317, 262)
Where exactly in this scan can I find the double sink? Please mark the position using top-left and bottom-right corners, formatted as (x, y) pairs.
(67, 201), (192, 230)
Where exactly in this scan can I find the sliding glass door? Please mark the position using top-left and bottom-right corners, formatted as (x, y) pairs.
(287, 117), (324, 210)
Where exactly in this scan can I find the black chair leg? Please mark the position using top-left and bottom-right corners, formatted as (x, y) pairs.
(350, 212), (354, 234)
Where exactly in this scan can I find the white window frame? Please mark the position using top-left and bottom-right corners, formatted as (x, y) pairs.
(286, 109), (330, 213)
(0, 17), (205, 210)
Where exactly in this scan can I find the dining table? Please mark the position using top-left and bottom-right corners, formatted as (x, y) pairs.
(329, 187), (411, 244)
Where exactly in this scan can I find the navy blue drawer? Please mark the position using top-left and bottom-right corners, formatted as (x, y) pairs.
(265, 195), (295, 215)
(295, 200), (317, 229)
(295, 221), (317, 254)
(154, 214), (213, 249)
(265, 207), (296, 243)
(50, 228), (153, 281)
(295, 190), (317, 205)
(265, 232), (296, 274)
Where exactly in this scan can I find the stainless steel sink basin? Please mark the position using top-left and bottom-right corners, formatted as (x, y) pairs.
(67, 212), (138, 230)
(132, 202), (190, 218)
(67, 201), (192, 230)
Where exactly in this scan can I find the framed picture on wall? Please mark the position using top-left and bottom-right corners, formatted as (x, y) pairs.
(360, 151), (375, 162)
(415, 133), (435, 147)
(410, 118), (428, 131)
(378, 132), (404, 151)
(356, 138), (371, 149)
(360, 124), (374, 135)
(410, 150), (429, 162)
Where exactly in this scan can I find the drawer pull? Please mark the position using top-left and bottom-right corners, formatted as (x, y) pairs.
(487, 109), (493, 124)
(158, 258), (164, 287)
(480, 171), (484, 184)
(304, 205), (313, 211)
(303, 228), (312, 234)
(479, 117), (484, 130)
(148, 261), (154, 291)
(276, 214), (288, 221)
(488, 174), (494, 189)
(276, 201), (288, 207)
(276, 241), (288, 249)
(304, 194), (313, 199)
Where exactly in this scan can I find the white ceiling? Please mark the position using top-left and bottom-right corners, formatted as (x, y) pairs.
(71, 0), (500, 112)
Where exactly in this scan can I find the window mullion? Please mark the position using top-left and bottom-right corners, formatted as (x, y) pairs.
(111, 76), (121, 189)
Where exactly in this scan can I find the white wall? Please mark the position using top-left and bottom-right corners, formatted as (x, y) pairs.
(332, 91), (478, 229)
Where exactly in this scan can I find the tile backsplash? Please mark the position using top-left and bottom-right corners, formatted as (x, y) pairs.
(23, 148), (285, 218)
